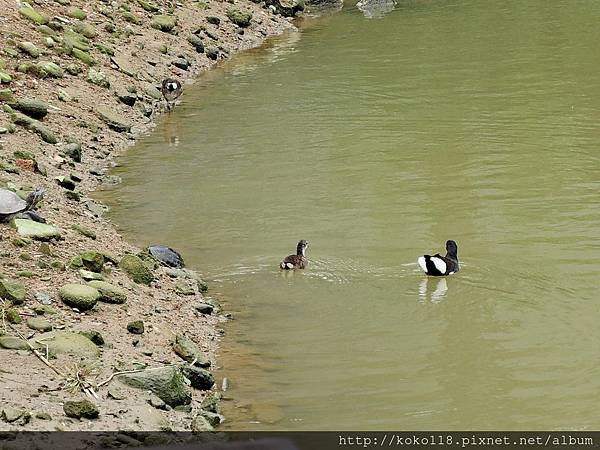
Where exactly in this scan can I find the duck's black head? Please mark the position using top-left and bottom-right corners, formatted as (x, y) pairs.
(297, 240), (309, 256)
(446, 240), (458, 258)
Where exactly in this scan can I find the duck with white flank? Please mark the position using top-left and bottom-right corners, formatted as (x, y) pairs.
(161, 78), (183, 111)
(418, 240), (459, 276)
(280, 240), (309, 270)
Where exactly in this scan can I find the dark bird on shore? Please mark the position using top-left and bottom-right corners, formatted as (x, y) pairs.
(280, 240), (309, 270)
(161, 78), (183, 111)
(418, 240), (459, 276)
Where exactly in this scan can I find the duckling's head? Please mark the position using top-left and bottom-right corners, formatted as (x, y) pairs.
(297, 240), (309, 256)
(446, 240), (458, 257)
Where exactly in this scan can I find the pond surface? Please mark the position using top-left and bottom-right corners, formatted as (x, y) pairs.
(99, 0), (600, 430)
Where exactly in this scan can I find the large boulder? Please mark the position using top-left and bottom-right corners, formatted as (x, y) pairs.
(59, 283), (100, 311)
(117, 366), (191, 407)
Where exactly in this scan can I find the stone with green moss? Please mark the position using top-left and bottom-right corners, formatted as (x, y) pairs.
(74, 22), (97, 39)
(117, 366), (191, 407)
(33, 331), (100, 359)
(87, 280), (127, 304)
(0, 88), (14, 101)
(87, 69), (110, 88)
(127, 320), (144, 334)
(80, 250), (105, 273)
(71, 224), (96, 239)
(72, 48), (95, 65)
(0, 71), (12, 84)
(226, 9), (252, 27)
(5, 308), (22, 324)
(151, 15), (178, 32)
(63, 399), (98, 419)
(0, 335), (29, 350)
(27, 317), (52, 331)
(11, 98), (48, 119)
(11, 112), (57, 143)
(59, 283), (100, 311)
(96, 106), (131, 132)
(138, 0), (160, 11)
(0, 279), (26, 304)
(172, 334), (210, 367)
(67, 8), (87, 20)
(19, 4), (49, 25)
(18, 41), (41, 58)
(119, 254), (154, 284)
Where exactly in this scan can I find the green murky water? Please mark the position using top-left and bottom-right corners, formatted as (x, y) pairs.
(100, 0), (600, 430)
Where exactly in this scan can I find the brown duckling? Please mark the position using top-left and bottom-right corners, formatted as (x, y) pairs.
(280, 240), (309, 270)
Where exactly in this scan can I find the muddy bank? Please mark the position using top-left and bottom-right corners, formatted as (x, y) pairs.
(0, 0), (300, 432)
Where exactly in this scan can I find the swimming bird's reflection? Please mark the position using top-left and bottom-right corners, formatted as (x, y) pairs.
(418, 277), (448, 303)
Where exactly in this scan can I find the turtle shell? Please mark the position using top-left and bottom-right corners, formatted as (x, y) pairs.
(147, 245), (185, 269)
(0, 189), (28, 216)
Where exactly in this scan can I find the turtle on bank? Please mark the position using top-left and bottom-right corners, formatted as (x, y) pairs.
(147, 245), (185, 268)
(0, 187), (45, 223)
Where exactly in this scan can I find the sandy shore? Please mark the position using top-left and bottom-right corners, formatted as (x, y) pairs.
(0, 0), (298, 432)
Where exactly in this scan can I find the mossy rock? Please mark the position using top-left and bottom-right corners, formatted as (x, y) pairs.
(0, 88), (14, 101)
(138, 0), (160, 12)
(151, 15), (178, 32)
(0, 70), (12, 84)
(199, 391), (221, 414)
(72, 48), (96, 66)
(226, 9), (252, 27)
(27, 317), (52, 331)
(96, 106), (131, 132)
(33, 331), (101, 359)
(67, 8), (87, 20)
(126, 319), (144, 334)
(187, 35), (204, 53)
(79, 330), (104, 346)
(117, 366), (192, 407)
(191, 414), (214, 432)
(121, 11), (142, 24)
(172, 334), (210, 367)
(74, 22), (97, 39)
(19, 5), (49, 25)
(181, 365), (214, 390)
(63, 399), (98, 419)
(18, 41), (41, 58)
(58, 283), (100, 311)
(37, 61), (64, 78)
(37, 25), (58, 38)
(87, 280), (127, 304)
(87, 68), (110, 88)
(11, 98), (48, 119)
(0, 336), (29, 350)
(118, 255), (154, 284)
(71, 224), (96, 239)
(5, 308), (22, 324)
(0, 279), (26, 304)
(80, 250), (105, 273)
(11, 113), (58, 143)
